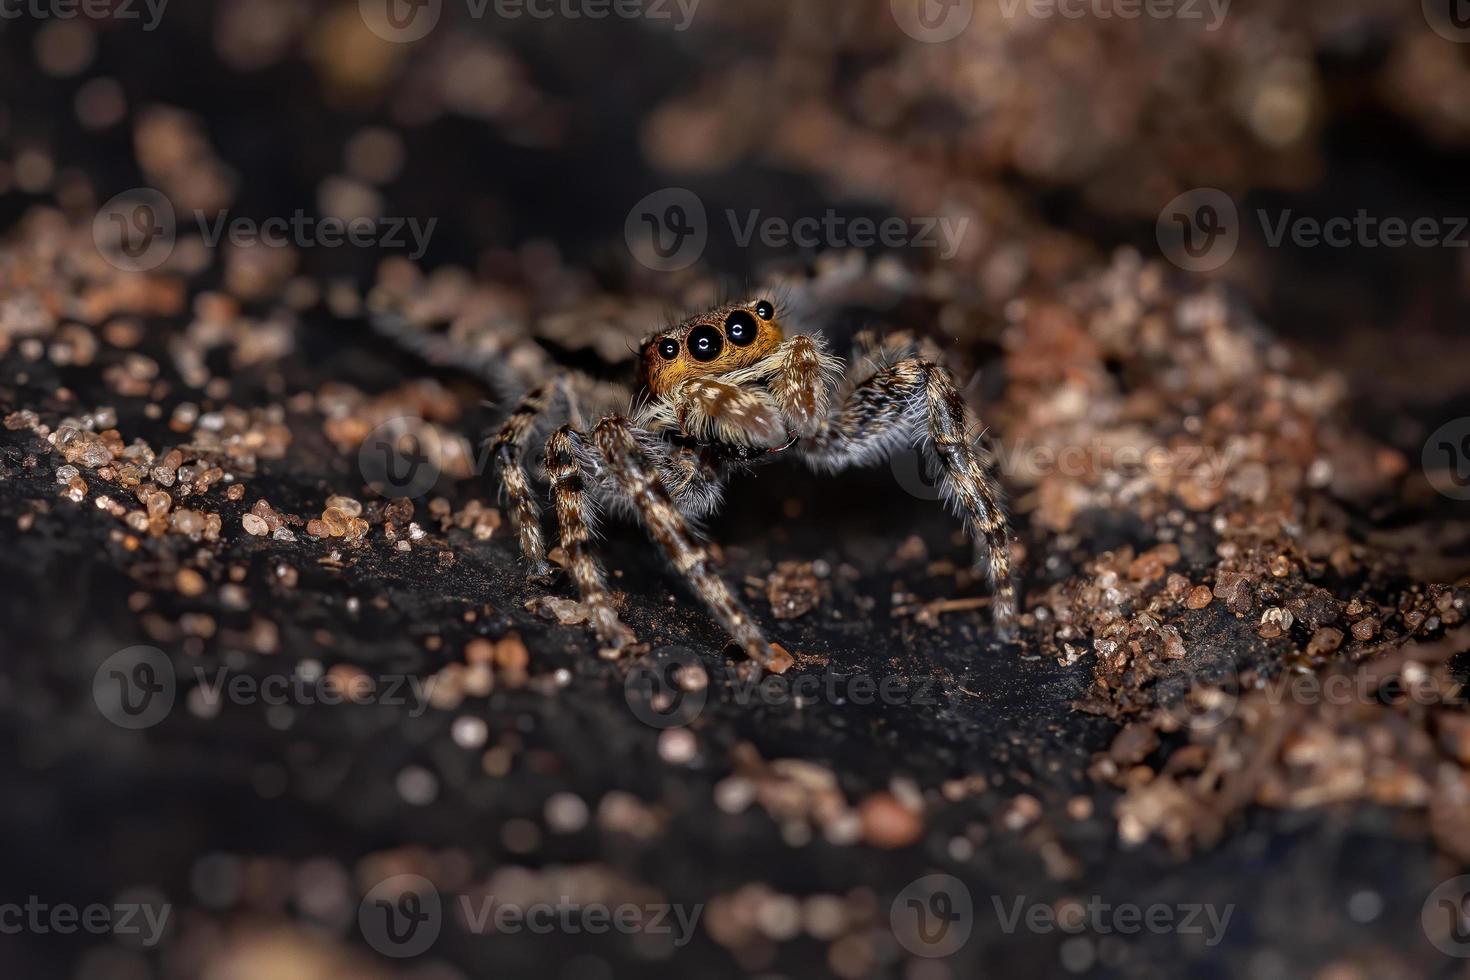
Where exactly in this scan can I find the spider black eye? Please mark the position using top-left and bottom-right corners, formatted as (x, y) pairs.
(656, 338), (679, 360)
(686, 324), (724, 362)
(754, 299), (775, 321)
(724, 310), (758, 347)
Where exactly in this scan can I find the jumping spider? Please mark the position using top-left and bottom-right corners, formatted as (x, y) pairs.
(488, 299), (1017, 669)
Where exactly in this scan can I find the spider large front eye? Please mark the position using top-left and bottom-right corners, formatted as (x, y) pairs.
(724, 310), (758, 347)
(656, 338), (679, 360)
(686, 325), (724, 362)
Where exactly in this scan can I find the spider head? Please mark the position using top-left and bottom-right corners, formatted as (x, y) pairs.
(638, 300), (784, 397)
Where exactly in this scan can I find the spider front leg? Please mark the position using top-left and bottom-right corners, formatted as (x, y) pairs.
(802, 358), (1018, 638)
(591, 416), (781, 669)
(492, 380), (560, 581)
(545, 424), (637, 652)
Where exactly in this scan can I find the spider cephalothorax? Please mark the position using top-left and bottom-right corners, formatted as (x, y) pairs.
(489, 299), (1018, 668)
(638, 300), (786, 398)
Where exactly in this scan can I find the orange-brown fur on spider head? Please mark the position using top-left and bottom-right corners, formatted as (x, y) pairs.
(638, 301), (785, 398)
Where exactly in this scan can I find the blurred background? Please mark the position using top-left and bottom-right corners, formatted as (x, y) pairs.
(2, 0), (1469, 427)
(3, 1), (1470, 978)
(8, 0), (1470, 423)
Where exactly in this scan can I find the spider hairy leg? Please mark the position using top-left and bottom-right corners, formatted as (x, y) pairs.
(591, 416), (777, 667)
(802, 358), (1018, 639)
(492, 379), (559, 581)
(920, 364), (1018, 637)
(545, 425), (637, 651)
